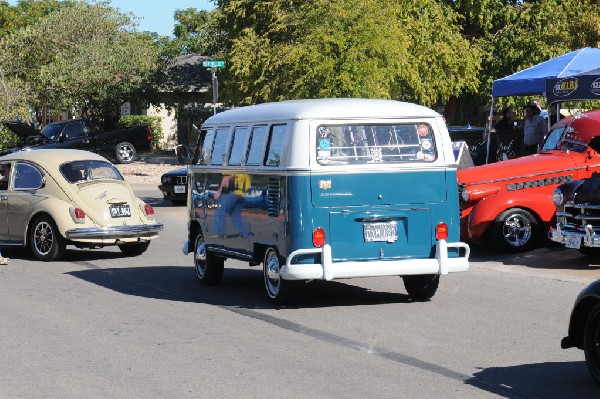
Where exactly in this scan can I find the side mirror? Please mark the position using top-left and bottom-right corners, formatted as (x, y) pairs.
(175, 144), (190, 165)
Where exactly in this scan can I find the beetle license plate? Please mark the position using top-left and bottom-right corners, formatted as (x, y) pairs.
(565, 234), (581, 249)
(364, 222), (398, 243)
(110, 205), (131, 218)
(174, 185), (186, 194)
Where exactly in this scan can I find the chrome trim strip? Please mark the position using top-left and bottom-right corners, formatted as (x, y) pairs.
(65, 223), (163, 240)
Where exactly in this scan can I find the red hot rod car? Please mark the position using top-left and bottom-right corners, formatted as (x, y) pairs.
(458, 109), (600, 252)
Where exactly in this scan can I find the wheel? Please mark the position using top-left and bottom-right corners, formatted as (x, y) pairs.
(118, 241), (150, 256)
(29, 215), (67, 261)
(263, 247), (297, 304)
(490, 208), (539, 252)
(194, 234), (223, 285)
(403, 274), (439, 301)
(115, 141), (136, 164)
(584, 302), (600, 386)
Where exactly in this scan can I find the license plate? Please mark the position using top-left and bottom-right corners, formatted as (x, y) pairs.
(110, 205), (131, 218)
(174, 185), (186, 194)
(565, 234), (581, 249)
(364, 222), (398, 243)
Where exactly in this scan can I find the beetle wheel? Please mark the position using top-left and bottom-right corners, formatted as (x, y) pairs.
(29, 215), (66, 261)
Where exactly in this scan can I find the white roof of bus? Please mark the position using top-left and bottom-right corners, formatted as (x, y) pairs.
(204, 98), (440, 125)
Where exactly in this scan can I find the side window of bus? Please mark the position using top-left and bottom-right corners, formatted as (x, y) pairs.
(199, 129), (215, 164)
(210, 127), (232, 165)
(228, 127), (249, 165)
(245, 125), (269, 166)
(265, 124), (287, 167)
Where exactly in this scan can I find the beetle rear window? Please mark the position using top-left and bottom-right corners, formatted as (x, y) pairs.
(60, 160), (123, 183)
(316, 123), (437, 165)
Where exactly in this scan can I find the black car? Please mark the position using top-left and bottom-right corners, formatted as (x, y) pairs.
(561, 279), (600, 385)
(158, 167), (188, 205)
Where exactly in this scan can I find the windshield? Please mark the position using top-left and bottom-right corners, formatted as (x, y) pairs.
(59, 160), (124, 183)
(40, 124), (61, 140)
(316, 123), (437, 165)
(540, 126), (587, 153)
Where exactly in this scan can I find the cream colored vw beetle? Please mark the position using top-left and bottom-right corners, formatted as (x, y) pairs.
(0, 149), (162, 261)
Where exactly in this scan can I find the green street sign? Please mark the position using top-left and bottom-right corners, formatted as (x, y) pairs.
(202, 60), (225, 68)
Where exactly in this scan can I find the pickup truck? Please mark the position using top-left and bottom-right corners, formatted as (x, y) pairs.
(1, 119), (153, 163)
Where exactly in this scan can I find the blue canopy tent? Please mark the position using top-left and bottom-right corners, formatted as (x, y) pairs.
(484, 47), (600, 163)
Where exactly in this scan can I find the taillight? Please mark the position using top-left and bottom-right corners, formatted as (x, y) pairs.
(146, 127), (152, 141)
(435, 222), (449, 240)
(70, 207), (86, 224)
(313, 227), (325, 247)
(144, 204), (155, 219)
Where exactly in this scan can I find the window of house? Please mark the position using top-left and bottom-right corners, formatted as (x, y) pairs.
(228, 127), (249, 165)
(210, 127), (232, 165)
(245, 125), (269, 166)
(265, 124), (287, 167)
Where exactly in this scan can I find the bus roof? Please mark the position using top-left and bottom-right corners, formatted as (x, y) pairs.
(204, 98), (440, 125)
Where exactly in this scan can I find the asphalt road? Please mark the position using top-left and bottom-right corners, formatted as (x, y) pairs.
(0, 185), (599, 398)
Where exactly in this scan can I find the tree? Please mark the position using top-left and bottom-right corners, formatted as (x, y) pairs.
(0, 1), (159, 127)
(0, 0), (73, 38)
(217, 0), (481, 106)
(171, 7), (226, 57)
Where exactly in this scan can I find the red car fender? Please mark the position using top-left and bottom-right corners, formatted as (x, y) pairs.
(466, 191), (556, 241)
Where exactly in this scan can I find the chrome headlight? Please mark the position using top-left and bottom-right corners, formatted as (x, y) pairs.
(552, 188), (564, 206)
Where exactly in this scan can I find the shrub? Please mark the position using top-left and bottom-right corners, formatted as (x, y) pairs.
(118, 115), (163, 152)
(0, 126), (21, 150)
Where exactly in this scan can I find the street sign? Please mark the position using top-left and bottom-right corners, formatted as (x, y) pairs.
(202, 60), (225, 68)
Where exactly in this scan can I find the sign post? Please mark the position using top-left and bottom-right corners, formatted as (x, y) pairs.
(202, 60), (225, 115)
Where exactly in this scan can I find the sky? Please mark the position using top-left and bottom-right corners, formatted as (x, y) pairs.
(108, 0), (215, 37)
(7, 0), (216, 37)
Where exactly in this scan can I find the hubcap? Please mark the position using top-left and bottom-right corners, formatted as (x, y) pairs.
(34, 221), (54, 255)
(502, 213), (532, 247)
(118, 145), (133, 162)
(194, 236), (207, 278)
(264, 251), (281, 297)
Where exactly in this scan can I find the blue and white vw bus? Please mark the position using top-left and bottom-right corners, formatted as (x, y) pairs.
(179, 99), (469, 303)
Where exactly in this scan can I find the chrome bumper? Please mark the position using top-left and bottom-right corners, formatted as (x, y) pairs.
(282, 240), (470, 281)
(66, 223), (163, 240)
(550, 223), (600, 247)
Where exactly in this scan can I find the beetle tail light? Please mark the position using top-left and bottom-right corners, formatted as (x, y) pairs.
(436, 222), (449, 241)
(70, 207), (86, 224)
(143, 204), (155, 219)
(313, 227), (325, 247)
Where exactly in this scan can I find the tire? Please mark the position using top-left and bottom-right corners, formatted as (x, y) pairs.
(118, 241), (150, 256)
(490, 208), (539, 252)
(194, 234), (224, 285)
(584, 302), (600, 386)
(403, 274), (440, 301)
(263, 247), (297, 304)
(115, 141), (137, 164)
(29, 215), (67, 261)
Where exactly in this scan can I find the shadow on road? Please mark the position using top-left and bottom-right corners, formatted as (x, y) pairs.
(466, 360), (598, 398)
(66, 265), (414, 309)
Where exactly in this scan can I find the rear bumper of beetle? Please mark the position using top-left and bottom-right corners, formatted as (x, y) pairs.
(65, 223), (163, 240)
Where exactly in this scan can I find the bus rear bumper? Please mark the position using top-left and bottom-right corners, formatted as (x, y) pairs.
(281, 240), (470, 281)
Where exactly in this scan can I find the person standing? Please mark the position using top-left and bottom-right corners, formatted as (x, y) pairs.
(523, 102), (547, 155)
(494, 107), (516, 130)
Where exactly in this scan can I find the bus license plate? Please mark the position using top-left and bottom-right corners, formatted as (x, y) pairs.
(110, 205), (131, 218)
(364, 222), (398, 243)
(565, 234), (581, 249)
